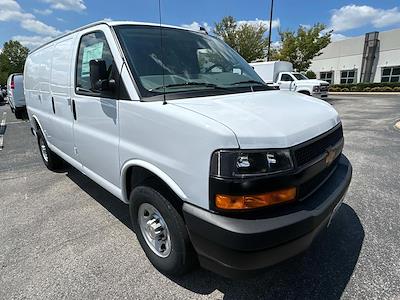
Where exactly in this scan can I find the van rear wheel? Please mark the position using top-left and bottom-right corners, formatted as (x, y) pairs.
(37, 129), (63, 171)
(129, 186), (196, 276)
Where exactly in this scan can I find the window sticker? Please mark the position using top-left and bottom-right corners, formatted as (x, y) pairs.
(81, 42), (104, 78)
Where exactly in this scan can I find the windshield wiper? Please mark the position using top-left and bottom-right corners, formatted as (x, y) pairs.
(230, 80), (266, 86)
(149, 82), (228, 91)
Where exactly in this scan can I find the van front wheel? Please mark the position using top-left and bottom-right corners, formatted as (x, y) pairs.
(37, 130), (63, 171)
(129, 186), (196, 276)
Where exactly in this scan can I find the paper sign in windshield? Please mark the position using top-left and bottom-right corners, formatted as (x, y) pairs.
(81, 42), (104, 77)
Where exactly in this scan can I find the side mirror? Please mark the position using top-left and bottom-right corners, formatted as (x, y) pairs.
(89, 59), (116, 92)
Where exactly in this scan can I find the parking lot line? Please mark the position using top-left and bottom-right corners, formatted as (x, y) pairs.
(0, 111), (7, 150)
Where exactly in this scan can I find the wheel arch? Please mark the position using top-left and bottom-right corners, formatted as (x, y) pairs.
(31, 114), (44, 137)
(121, 160), (188, 208)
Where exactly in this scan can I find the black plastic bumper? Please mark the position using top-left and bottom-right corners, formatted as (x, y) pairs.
(183, 155), (352, 278)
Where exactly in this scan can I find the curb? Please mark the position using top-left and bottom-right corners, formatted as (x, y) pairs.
(329, 92), (400, 95)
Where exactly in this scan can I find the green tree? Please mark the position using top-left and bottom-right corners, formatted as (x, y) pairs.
(273, 24), (331, 71)
(0, 40), (29, 84)
(305, 70), (316, 79)
(214, 16), (268, 62)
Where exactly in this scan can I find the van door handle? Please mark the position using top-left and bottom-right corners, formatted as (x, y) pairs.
(72, 99), (77, 120)
(51, 97), (56, 114)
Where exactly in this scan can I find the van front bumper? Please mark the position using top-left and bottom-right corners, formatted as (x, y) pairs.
(183, 155), (352, 278)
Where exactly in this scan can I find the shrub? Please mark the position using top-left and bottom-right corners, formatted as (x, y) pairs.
(329, 82), (400, 92)
(329, 86), (340, 92)
(341, 88), (349, 92)
(381, 86), (393, 92)
(350, 86), (359, 92)
(305, 70), (316, 79)
(370, 87), (381, 92)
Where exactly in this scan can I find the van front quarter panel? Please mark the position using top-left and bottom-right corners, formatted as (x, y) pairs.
(118, 100), (239, 209)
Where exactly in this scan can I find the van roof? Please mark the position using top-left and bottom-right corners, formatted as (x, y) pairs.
(30, 20), (203, 54)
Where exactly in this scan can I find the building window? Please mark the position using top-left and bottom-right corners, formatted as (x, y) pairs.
(320, 71), (333, 84)
(381, 66), (400, 82)
(340, 70), (357, 84)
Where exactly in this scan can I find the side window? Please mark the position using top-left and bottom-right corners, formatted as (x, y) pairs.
(281, 74), (293, 81)
(76, 31), (115, 96)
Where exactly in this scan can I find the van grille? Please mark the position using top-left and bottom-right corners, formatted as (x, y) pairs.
(298, 157), (339, 200)
(320, 84), (329, 92)
(294, 125), (343, 167)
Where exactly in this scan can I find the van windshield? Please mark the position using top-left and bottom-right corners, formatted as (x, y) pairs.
(114, 25), (271, 100)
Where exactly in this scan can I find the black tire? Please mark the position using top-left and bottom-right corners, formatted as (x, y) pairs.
(15, 109), (22, 119)
(299, 90), (311, 96)
(36, 129), (63, 171)
(129, 186), (196, 276)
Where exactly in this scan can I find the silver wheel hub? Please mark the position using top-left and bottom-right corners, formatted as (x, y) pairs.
(39, 138), (48, 162)
(138, 203), (171, 258)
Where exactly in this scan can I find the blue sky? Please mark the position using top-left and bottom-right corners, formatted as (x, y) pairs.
(1, 0), (400, 49)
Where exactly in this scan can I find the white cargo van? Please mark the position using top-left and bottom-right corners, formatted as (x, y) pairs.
(24, 21), (352, 278)
(250, 61), (330, 98)
(7, 73), (26, 118)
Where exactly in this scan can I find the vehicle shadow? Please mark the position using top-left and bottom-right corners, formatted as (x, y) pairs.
(65, 165), (132, 230)
(171, 203), (364, 300)
(64, 164), (363, 299)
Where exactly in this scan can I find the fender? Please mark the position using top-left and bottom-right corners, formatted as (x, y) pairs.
(120, 159), (188, 203)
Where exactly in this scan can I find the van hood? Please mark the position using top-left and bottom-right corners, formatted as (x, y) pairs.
(172, 91), (340, 149)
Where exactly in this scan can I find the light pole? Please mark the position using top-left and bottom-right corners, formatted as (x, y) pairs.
(267, 0), (274, 61)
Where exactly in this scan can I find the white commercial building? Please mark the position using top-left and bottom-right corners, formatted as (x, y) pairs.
(310, 28), (400, 85)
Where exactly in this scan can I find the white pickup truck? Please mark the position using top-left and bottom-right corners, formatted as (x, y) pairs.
(250, 61), (329, 98)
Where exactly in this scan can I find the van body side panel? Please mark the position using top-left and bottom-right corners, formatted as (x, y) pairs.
(25, 46), (54, 139)
(49, 36), (76, 158)
(118, 101), (239, 209)
(73, 95), (120, 187)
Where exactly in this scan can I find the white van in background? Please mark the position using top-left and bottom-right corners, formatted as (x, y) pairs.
(250, 61), (330, 98)
(24, 21), (352, 278)
(7, 73), (26, 118)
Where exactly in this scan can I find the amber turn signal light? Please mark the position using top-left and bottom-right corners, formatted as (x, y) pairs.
(215, 187), (297, 210)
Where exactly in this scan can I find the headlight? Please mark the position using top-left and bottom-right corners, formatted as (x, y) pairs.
(313, 85), (320, 92)
(210, 149), (294, 178)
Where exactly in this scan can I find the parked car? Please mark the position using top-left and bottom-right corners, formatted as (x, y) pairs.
(24, 21), (352, 278)
(250, 61), (330, 98)
(7, 73), (26, 118)
(0, 84), (6, 103)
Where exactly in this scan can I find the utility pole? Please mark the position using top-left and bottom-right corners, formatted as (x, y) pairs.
(267, 0), (274, 61)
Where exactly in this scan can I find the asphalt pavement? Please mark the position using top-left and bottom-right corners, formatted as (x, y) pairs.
(0, 94), (399, 299)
